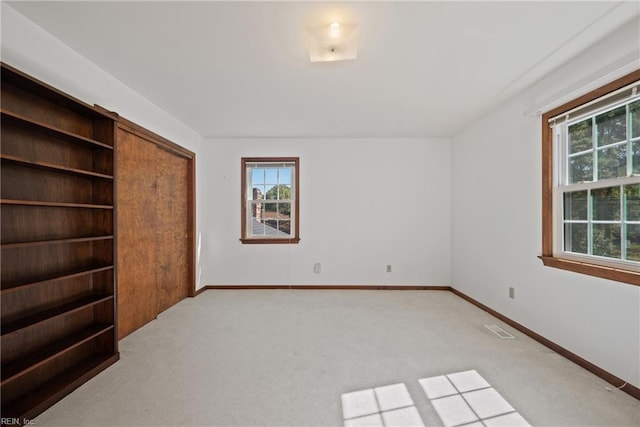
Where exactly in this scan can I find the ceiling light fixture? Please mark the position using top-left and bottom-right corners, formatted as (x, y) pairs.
(306, 21), (358, 63)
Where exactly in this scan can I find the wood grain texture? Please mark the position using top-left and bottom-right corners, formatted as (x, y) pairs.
(0, 119), (103, 173)
(155, 148), (190, 314)
(1, 84), (93, 138)
(115, 128), (158, 339)
(113, 114), (194, 159)
(1, 164), (97, 205)
(1, 241), (110, 286)
(1, 206), (112, 244)
(1, 309), (95, 365)
(1, 275), (93, 321)
(1, 337), (106, 406)
(0, 62), (118, 423)
(115, 123), (194, 338)
(540, 69), (640, 285)
(1, 354), (118, 421)
(539, 256), (640, 286)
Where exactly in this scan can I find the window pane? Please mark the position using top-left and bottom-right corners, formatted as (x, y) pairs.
(569, 152), (593, 183)
(265, 185), (277, 200)
(633, 141), (640, 175)
(278, 202), (291, 219)
(251, 202), (263, 219)
(265, 185), (291, 201)
(278, 167), (292, 184)
(592, 223), (621, 258)
(596, 105), (626, 146)
(563, 190), (588, 220)
(262, 219), (276, 233)
(264, 168), (278, 185)
(251, 186), (265, 200)
(278, 184), (291, 201)
(597, 144), (627, 180)
(568, 118), (592, 154)
(264, 202), (278, 216)
(627, 224), (640, 262)
(242, 158), (298, 243)
(631, 100), (640, 139)
(263, 219), (291, 236)
(250, 202), (265, 236)
(564, 223), (588, 254)
(252, 202), (290, 236)
(252, 168), (265, 185)
(592, 186), (620, 221)
(261, 202), (291, 235)
(625, 184), (640, 221)
(262, 220), (290, 235)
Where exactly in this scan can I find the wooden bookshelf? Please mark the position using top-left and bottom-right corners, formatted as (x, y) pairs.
(0, 62), (119, 424)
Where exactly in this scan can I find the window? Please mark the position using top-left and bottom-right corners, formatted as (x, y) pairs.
(541, 70), (640, 285)
(240, 157), (300, 244)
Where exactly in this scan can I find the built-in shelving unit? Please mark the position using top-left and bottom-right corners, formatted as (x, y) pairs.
(1, 62), (119, 424)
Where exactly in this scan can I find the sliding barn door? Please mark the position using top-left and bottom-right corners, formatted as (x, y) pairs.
(116, 121), (194, 339)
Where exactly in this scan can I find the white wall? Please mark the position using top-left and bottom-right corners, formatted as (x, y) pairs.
(451, 19), (640, 388)
(0, 5), (202, 154)
(1, 4), (206, 287)
(199, 138), (451, 286)
(4, 0), (637, 388)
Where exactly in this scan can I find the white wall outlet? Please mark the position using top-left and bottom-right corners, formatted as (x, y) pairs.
(314, 263), (321, 274)
(386, 264), (392, 273)
(509, 286), (515, 299)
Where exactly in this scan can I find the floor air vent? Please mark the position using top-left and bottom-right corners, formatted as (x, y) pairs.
(485, 324), (515, 339)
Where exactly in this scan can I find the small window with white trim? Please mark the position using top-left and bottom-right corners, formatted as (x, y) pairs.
(541, 72), (640, 284)
(240, 157), (300, 244)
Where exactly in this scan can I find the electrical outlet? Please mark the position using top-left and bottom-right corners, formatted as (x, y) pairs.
(509, 287), (515, 299)
(386, 264), (392, 273)
(314, 263), (321, 274)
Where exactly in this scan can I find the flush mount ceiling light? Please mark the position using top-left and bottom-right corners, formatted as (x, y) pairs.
(306, 21), (358, 63)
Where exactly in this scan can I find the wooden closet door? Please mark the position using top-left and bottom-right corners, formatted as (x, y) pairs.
(116, 129), (159, 339)
(155, 148), (190, 313)
(115, 121), (193, 340)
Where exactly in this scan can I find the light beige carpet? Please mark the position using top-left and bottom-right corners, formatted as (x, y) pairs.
(34, 290), (639, 426)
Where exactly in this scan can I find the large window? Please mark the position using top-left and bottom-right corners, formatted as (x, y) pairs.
(541, 70), (640, 285)
(240, 157), (299, 244)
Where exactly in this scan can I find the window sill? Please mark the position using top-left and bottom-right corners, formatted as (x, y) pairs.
(240, 238), (300, 244)
(538, 256), (640, 286)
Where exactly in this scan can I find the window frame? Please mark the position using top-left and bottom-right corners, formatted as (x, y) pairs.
(240, 157), (300, 244)
(540, 69), (640, 286)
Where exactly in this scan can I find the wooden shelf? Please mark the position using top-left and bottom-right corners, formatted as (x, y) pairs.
(1, 199), (113, 209)
(1, 324), (114, 384)
(1, 235), (114, 249)
(1, 109), (113, 150)
(2, 294), (113, 337)
(1, 61), (117, 422)
(1, 63), (116, 121)
(0, 154), (113, 179)
(1, 353), (119, 422)
(1, 265), (113, 294)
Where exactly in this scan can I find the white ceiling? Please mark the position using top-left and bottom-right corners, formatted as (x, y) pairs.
(7, 1), (639, 138)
